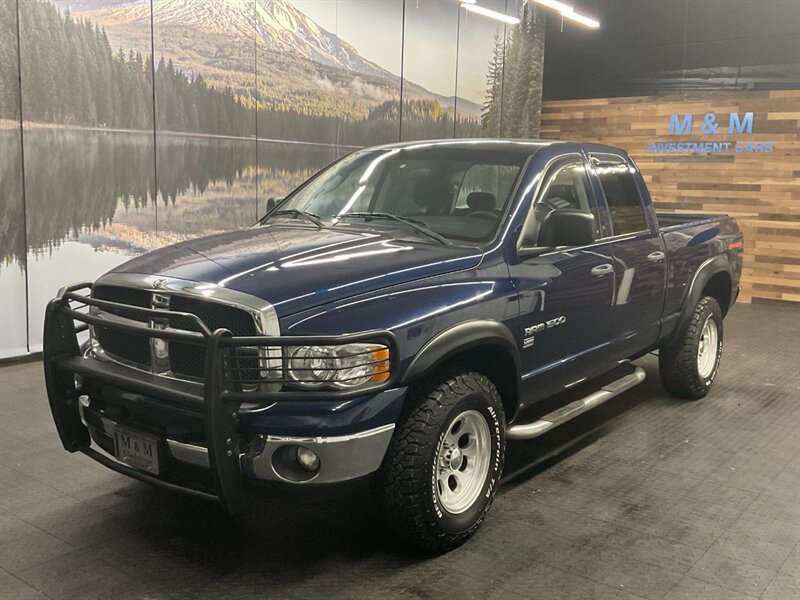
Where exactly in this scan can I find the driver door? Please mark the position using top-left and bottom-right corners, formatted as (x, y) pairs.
(510, 155), (616, 409)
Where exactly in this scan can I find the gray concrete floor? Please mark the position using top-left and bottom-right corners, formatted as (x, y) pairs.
(0, 302), (798, 600)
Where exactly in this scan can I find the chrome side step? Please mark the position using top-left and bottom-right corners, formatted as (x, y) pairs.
(506, 365), (646, 440)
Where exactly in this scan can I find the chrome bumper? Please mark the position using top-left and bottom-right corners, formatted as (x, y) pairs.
(79, 400), (394, 485)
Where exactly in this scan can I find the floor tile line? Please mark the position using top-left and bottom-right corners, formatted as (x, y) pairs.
(0, 564), (56, 600)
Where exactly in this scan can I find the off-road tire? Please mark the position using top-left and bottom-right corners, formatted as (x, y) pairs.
(659, 296), (723, 400)
(379, 368), (505, 552)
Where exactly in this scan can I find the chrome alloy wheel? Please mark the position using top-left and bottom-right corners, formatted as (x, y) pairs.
(697, 316), (719, 379)
(435, 409), (491, 515)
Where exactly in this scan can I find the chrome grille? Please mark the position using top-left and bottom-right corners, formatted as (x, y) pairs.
(90, 283), (263, 381)
(92, 285), (153, 368)
(168, 296), (257, 378)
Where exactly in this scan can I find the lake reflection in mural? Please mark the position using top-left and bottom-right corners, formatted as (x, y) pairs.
(1, 0), (525, 357)
(0, 128), (345, 351)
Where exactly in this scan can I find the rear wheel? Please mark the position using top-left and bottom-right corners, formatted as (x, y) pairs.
(379, 368), (505, 552)
(659, 296), (723, 399)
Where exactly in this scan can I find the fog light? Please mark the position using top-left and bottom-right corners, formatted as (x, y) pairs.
(296, 446), (320, 472)
(74, 374), (83, 390)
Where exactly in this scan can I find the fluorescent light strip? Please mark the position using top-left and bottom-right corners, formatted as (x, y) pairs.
(532, 0), (600, 29)
(561, 11), (599, 28)
(464, 4), (521, 25)
(533, 0), (573, 12)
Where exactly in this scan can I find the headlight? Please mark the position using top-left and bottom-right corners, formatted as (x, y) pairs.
(286, 343), (390, 390)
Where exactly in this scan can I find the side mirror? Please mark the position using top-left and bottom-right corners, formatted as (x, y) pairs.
(537, 208), (596, 248)
(517, 245), (552, 260)
(517, 209), (596, 260)
(265, 196), (283, 214)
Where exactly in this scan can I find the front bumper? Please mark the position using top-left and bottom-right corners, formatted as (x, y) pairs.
(78, 397), (394, 485)
(43, 283), (400, 511)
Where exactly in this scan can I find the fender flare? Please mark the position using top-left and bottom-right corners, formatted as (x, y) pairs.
(670, 254), (732, 343)
(400, 319), (520, 385)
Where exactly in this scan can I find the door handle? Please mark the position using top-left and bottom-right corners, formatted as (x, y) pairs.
(591, 264), (614, 276)
(647, 251), (666, 262)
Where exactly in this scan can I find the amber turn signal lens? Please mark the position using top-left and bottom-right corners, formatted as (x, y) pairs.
(371, 347), (391, 382)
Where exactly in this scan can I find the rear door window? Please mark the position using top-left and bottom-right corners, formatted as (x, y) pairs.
(592, 156), (649, 235)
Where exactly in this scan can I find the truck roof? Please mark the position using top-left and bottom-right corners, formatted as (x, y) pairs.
(370, 138), (624, 157)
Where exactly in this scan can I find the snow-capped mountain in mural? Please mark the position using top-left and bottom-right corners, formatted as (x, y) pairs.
(70, 0), (387, 77)
(52, 0), (481, 118)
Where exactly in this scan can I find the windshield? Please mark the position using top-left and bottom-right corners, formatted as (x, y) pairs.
(268, 147), (528, 243)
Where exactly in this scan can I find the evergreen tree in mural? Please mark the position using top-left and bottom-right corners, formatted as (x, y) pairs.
(1, 0), (256, 135)
(481, 2), (545, 139)
(0, 0), (19, 121)
(482, 33), (505, 137)
(1, 0), (482, 145)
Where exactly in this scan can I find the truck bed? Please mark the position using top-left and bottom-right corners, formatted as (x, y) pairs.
(657, 211), (743, 331)
(656, 212), (728, 231)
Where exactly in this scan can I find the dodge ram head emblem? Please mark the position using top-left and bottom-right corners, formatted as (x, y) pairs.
(152, 278), (167, 290)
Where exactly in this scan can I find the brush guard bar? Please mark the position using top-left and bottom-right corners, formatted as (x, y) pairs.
(43, 282), (398, 511)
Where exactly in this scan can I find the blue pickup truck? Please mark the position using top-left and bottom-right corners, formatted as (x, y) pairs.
(44, 140), (742, 550)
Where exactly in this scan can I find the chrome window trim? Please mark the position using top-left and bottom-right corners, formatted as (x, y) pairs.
(591, 229), (655, 244)
(531, 230), (656, 257)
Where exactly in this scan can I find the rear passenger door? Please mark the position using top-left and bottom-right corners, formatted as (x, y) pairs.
(589, 153), (667, 358)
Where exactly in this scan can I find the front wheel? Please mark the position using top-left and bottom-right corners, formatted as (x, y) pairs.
(379, 369), (505, 552)
(659, 296), (723, 399)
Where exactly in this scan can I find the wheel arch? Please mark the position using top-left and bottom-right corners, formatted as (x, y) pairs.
(702, 271), (733, 318)
(400, 320), (521, 422)
(671, 255), (732, 344)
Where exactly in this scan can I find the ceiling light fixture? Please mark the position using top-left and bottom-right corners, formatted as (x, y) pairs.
(532, 0), (573, 12)
(463, 3), (521, 25)
(531, 0), (600, 29)
(561, 11), (600, 28)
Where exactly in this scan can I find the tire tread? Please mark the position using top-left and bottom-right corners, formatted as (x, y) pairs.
(379, 367), (504, 551)
(659, 296), (722, 399)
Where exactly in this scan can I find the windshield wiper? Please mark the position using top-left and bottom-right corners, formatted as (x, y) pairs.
(265, 209), (323, 228)
(336, 212), (451, 245)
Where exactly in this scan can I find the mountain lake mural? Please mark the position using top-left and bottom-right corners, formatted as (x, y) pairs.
(0, 0), (545, 356)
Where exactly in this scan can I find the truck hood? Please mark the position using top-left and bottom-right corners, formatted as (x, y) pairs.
(110, 225), (483, 316)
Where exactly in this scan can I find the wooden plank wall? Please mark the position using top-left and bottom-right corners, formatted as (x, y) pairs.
(540, 90), (800, 303)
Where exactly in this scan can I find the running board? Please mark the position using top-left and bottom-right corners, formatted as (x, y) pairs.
(506, 365), (646, 440)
